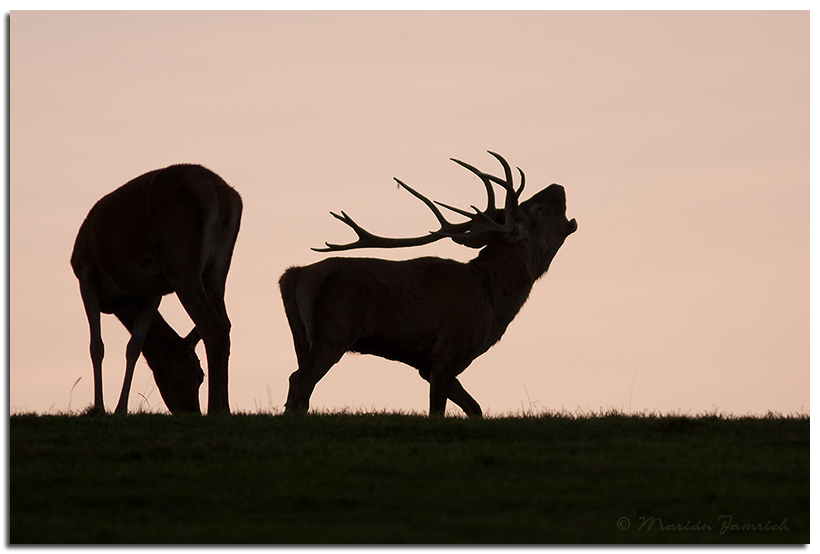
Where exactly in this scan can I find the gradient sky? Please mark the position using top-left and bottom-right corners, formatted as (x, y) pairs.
(10, 11), (809, 416)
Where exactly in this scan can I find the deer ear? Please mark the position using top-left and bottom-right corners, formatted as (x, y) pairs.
(525, 203), (546, 219)
(503, 204), (544, 243)
(183, 328), (202, 351)
(503, 222), (528, 243)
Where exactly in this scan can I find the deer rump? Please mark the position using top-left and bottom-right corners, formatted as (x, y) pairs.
(74, 167), (239, 313)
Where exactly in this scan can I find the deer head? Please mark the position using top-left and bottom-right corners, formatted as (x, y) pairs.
(114, 307), (204, 414)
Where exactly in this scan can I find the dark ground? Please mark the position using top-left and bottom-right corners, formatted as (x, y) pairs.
(9, 411), (809, 544)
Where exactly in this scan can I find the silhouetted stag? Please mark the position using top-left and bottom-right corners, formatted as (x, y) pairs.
(71, 164), (242, 414)
(280, 152), (577, 417)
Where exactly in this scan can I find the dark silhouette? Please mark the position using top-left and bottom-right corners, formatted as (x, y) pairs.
(280, 152), (577, 417)
(115, 307), (203, 414)
(71, 164), (242, 414)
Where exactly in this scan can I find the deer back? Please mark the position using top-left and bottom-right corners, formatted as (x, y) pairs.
(71, 164), (242, 313)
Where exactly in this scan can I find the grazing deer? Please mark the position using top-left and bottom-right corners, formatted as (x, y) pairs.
(280, 152), (577, 417)
(71, 164), (242, 414)
(114, 307), (203, 414)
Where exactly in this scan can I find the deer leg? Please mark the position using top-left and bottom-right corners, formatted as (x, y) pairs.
(448, 378), (483, 418)
(172, 282), (231, 414)
(77, 279), (105, 412)
(284, 371), (311, 413)
(285, 352), (344, 413)
(114, 297), (161, 414)
(285, 346), (346, 414)
(428, 372), (455, 416)
(285, 367), (324, 413)
(281, 321), (313, 414)
(420, 370), (481, 418)
(280, 295), (310, 370)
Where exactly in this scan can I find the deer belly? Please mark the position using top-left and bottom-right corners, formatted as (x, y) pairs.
(350, 336), (434, 370)
(97, 263), (174, 312)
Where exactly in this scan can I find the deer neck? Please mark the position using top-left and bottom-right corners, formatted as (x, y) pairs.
(468, 239), (538, 330)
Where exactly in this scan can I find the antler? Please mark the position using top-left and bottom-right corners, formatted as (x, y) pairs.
(312, 151), (526, 252)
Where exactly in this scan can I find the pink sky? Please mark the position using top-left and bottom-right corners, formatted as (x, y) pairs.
(10, 11), (809, 416)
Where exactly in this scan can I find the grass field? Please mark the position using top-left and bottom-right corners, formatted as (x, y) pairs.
(9, 411), (809, 544)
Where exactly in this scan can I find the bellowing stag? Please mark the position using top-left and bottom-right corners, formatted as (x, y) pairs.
(71, 164), (242, 414)
(280, 152), (577, 417)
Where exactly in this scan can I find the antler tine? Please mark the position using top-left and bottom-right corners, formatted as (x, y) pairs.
(393, 178), (466, 235)
(312, 211), (382, 252)
(312, 179), (470, 252)
(449, 158), (497, 216)
(485, 151), (522, 227)
(435, 200), (478, 219)
(312, 207), (444, 252)
(452, 152), (524, 207)
(486, 151), (513, 190)
(434, 207), (517, 240)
